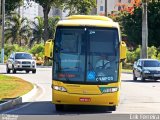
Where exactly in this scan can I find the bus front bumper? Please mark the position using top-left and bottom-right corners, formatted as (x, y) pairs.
(52, 90), (119, 106)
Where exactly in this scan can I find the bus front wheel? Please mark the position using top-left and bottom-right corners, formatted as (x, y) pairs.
(55, 104), (64, 111)
(108, 106), (116, 111)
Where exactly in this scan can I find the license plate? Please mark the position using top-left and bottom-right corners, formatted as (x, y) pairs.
(79, 98), (91, 102)
(154, 74), (160, 77)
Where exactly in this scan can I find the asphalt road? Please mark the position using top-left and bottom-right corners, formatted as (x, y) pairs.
(1, 64), (160, 117)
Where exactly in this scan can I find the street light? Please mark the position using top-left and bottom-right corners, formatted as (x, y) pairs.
(141, 0), (148, 58)
(1, 0), (5, 63)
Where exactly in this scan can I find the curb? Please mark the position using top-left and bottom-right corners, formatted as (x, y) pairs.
(37, 66), (52, 68)
(0, 84), (38, 111)
(122, 72), (132, 74)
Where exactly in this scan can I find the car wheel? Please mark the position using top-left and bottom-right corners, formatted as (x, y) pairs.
(13, 69), (16, 74)
(32, 70), (36, 74)
(55, 104), (64, 111)
(133, 71), (137, 81)
(26, 70), (30, 73)
(140, 74), (145, 82)
(154, 78), (158, 81)
(6, 65), (10, 73)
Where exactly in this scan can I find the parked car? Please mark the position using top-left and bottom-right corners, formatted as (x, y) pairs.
(133, 59), (160, 81)
(6, 52), (36, 74)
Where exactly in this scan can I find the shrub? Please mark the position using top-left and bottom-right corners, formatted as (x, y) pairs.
(3, 44), (28, 61)
(29, 44), (44, 58)
(148, 46), (157, 59)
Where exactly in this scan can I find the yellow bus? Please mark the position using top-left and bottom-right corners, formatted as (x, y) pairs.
(45, 15), (126, 111)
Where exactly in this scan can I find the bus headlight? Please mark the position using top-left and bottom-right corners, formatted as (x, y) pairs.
(53, 85), (67, 92)
(101, 87), (119, 93)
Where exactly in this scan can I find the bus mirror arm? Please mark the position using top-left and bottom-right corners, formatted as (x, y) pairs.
(120, 58), (126, 63)
(49, 57), (53, 60)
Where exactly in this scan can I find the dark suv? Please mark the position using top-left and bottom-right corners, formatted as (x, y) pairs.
(133, 59), (160, 81)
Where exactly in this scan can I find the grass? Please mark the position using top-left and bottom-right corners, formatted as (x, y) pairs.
(0, 74), (33, 100)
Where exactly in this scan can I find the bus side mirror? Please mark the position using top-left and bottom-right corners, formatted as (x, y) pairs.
(120, 41), (127, 62)
(45, 39), (54, 60)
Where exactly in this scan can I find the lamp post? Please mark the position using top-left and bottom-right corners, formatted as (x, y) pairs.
(1, 0), (5, 63)
(141, 0), (148, 58)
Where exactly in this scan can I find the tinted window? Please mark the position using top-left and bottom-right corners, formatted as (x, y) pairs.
(15, 53), (32, 59)
(143, 61), (160, 67)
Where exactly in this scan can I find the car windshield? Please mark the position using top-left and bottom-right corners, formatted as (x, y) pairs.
(53, 27), (119, 84)
(15, 53), (32, 59)
(143, 60), (160, 67)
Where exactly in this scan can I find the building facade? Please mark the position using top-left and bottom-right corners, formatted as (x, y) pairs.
(96, 0), (132, 15)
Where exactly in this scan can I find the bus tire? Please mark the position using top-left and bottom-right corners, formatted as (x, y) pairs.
(55, 104), (64, 111)
(108, 106), (116, 111)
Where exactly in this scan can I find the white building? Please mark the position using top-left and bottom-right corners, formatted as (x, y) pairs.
(38, 6), (62, 18)
(19, 0), (39, 21)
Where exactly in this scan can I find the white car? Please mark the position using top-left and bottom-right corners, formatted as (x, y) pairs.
(6, 52), (36, 73)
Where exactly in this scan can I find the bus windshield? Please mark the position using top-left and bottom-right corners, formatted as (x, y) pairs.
(53, 27), (119, 84)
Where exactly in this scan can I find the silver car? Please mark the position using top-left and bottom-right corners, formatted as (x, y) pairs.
(6, 52), (36, 73)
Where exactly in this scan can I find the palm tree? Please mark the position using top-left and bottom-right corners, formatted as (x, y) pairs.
(48, 16), (60, 39)
(5, 13), (31, 46)
(30, 16), (44, 47)
(30, 16), (60, 47)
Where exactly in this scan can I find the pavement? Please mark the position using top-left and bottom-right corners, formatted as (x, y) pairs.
(1, 64), (160, 116)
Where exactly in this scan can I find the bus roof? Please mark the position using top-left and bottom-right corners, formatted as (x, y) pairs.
(57, 15), (119, 28)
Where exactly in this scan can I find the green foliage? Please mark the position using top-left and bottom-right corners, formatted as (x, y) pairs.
(124, 45), (159, 69)
(30, 16), (44, 47)
(3, 44), (27, 61)
(148, 46), (157, 59)
(64, 0), (96, 15)
(34, 0), (63, 41)
(30, 16), (59, 47)
(121, 7), (142, 46)
(5, 0), (23, 14)
(48, 16), (60, 39)
(5, 13), (31, 46)
(121, 1), (160, 47)
(126, 46), (158, 64)
(29, 44), (44, 58)
(2, 44), (45, 62)
(157, 53), (160, 61)
(126, 46), (140, 63)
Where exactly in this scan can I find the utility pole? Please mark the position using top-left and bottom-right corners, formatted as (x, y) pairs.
(105, 0), (107, 16)
(141, 0), (148, 58)
(1, 0), (5, 63)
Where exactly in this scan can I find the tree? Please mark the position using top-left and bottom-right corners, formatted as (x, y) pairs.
(5, 13), (31, 46)
(120, 1), (160, 47)
(33, 0), (96, 42)
(30, 16), (44, 46)
(5, 0), (23, 14)
(30, 16), (60, 46)
(48, 16), (60, 39)
(64, 0), (96, 15)
(34, 0), (62, 42)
